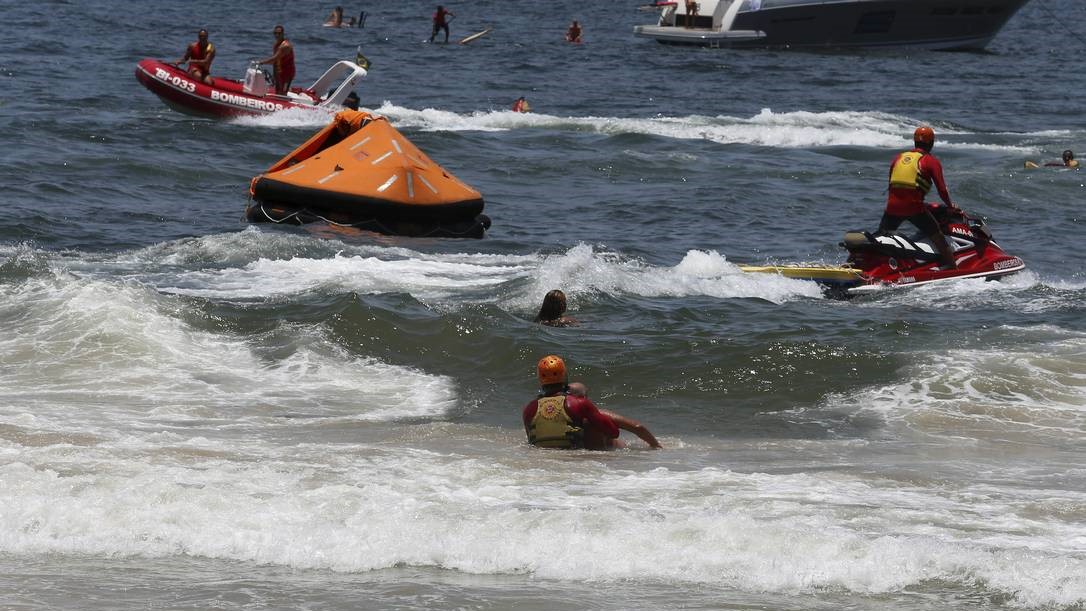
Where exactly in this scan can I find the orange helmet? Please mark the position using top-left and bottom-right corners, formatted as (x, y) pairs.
(913, 126), (935, 149)
(537, 355), (567, 385)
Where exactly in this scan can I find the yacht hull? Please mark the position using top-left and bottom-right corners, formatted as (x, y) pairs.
(635, 0), (1032, 50)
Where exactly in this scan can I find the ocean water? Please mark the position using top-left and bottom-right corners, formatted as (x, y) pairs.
(2, 0), (1085, 609)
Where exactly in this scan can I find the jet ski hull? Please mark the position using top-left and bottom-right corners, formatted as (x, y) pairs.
(743, 207), (1025, 297)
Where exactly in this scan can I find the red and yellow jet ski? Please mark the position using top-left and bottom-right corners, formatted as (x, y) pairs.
(246, 110), (489, 238)
(742, 205), (1025, 297)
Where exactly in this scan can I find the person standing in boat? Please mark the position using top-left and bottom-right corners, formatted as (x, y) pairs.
(175, 29), (215, 85)
(259, 25), (295, 95)
(880, 126), (959, 270)
(430, 5), (455, 43)
(684, 0), (699, 28)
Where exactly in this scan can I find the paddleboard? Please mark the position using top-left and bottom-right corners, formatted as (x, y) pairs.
(739, 264), (865, 283)
(459, 27), (493, 45)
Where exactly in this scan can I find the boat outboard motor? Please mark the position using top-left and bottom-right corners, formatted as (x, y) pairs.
(243, 61), (268, 96)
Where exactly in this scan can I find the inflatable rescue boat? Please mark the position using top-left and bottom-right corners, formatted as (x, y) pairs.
(135, 59), (366, 118)
(246, 110), (489, 238)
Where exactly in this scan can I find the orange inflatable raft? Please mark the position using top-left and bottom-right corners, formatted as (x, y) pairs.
(246, 110), (489, 238)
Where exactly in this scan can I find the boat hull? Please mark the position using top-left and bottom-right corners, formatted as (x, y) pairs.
(636, 0), (1032, 50)
(135, 59), (311, 118)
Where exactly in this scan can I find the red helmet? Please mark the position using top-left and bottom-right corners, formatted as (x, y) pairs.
(537, 355), (567, 385)
(913, 126), (935, 149)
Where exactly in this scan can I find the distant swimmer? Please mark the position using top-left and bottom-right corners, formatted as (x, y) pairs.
(175, 29), (215, 85)
(430, 5), (455, 43)
(325, 6), (345, 27)
(565, 20), (583, 43)
(535, 289), (575, 326)
(258, 25), (295, 95)
(880, 126), (959, 270)
(325, 6), (363, 27)
(522, 355), (661, 450)
(511, 96), (532, 113)
(1025, 149), (1080, 169)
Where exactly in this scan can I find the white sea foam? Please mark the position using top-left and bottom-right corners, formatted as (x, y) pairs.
(0, 441), (1082, 608)
(370, 103), (1037, 152)
(146, 239), (821, 306)
(828, 332), (1086, 445)
(0, 273), (457, 429)
(229, 101), (1038, 152)
(228, 105), (337, 129)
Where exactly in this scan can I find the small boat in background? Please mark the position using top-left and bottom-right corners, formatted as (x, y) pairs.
(135, 59), (366, 118)
(246, 110), (489, 238)
(634, 0), (1032, 50)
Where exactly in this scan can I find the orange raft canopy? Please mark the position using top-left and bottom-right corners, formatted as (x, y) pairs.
(246, 110), (489, 238)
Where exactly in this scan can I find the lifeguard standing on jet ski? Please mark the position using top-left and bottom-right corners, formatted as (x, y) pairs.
(880, 126), (959, 270)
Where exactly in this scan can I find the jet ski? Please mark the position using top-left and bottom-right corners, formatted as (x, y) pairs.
(742, 205), (1025, 297)
(245, 109), (489, 238)
(135, 59), (366, 119)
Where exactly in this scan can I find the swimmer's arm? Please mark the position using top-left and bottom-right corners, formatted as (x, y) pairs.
(601, 409), (662, 449)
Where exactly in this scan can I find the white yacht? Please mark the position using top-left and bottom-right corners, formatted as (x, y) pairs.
(634, 0), (1033, 50)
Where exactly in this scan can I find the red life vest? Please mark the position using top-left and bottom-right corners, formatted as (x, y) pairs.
(188, 41), (212, 61)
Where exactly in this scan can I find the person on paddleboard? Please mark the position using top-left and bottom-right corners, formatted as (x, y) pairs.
(175, 29), (215, 85)
(430, 5), (455, 43)
(258, 25), (295, 95)
(522, 355), (661, 450)
(565, 20), (583, 43)
(879, 126), (959, 270)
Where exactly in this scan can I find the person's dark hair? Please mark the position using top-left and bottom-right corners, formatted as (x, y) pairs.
(344, 91), (360, 110)
(1063, 150), (1074, 162)
(535, 289), (567, 323)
